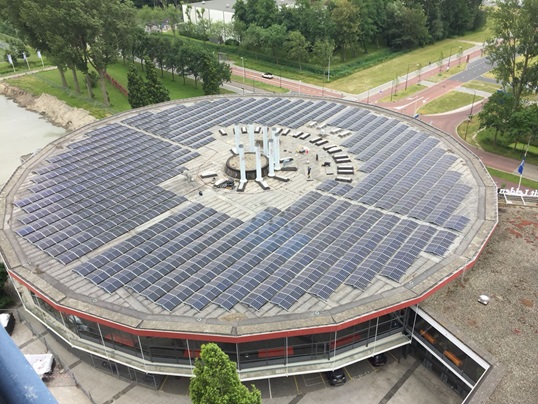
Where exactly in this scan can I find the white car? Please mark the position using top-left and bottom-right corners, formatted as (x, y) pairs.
(262, 72), (273, 79)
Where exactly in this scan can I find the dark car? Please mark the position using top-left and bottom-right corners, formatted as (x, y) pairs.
(326, 368), (346, 386)
(262, 72), (273, 79)
(368, 353), (388, 367)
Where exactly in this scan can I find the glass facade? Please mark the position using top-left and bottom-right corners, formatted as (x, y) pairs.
(406, 308), (488, 397)
(26, 291), (488, 399)
(27, 292), (407, 374)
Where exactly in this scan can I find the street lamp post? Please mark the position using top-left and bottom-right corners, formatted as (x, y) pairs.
(299, 80), (301, 94)
(469, 90), (477, 117)
(448, 46), (454, 67)
(405, 63), (419, 91)
(327, 56), (331, 82)
(279, 66), (282, 88)
(241, 57), (245, 83)
(464, 90), (477, 141)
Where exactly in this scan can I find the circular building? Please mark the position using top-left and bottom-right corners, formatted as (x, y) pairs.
(0, 95), (497, 386)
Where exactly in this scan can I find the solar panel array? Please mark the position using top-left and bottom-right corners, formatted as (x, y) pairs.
(11, 97), (475, 313)
(122, 98), (348, 139)
(13, 124), (193, 265)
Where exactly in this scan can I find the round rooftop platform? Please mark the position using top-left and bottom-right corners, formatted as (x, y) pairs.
(0, 95), (497, 340)
(225, 152), (269, 180)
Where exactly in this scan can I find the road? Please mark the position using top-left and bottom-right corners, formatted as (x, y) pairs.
(230, 66), (344, 98)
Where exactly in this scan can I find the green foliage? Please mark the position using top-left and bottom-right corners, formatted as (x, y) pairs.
(329, 0), (360, 61)
(485, 0), (538, 106)
(144, 57), (170, 103)
(189, 343), (261, 404)
(2, 37), (29, 65)
(87, 71), (99, 88)
(385, 0), (431, 50)
(479, 91), (518, 146)
(0, 262), (14, 310)
(127, 63), (149, 108)
(285, 31), (309, 70)
(128, 58), (169, 108)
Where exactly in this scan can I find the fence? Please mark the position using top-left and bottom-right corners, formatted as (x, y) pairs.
(104, 72), (128, 97)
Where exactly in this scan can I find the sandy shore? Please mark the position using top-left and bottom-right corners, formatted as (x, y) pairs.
(0, 82), (96, 131)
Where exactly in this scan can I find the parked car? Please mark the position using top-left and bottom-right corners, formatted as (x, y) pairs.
(262, 72), (273, 79)
(368, 353), (388, 367)
(325, 368), (346, 386)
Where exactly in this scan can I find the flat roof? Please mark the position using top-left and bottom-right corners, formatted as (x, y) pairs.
(0, 95), (497, 339)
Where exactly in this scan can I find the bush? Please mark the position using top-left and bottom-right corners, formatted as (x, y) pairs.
(0, 262), (14, 309)
(87, 71), (99, 88)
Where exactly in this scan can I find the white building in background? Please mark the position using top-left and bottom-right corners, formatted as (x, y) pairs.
(182, 0), (296, 25)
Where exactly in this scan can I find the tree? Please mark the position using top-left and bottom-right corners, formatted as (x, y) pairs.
(83, 0), (137, 107)
(200, 53), (232, 95)
(164, 38), (183, 82)
(0, 262), (14, 309)
(385, 0), (430, 50)
(478, 91), (518, 146)
(312, 38), (335, 79)
(285, 31), (309, 70)
(262, 24), (288, 64)
(189, 343), (261, 404)
(330, 0), (361, 61)
(507, 103), (538, 150)
(485, 0), (538, 106)
(147, 34), (169, 77)
(127, 63), (149, 108)
(144, 57), (170, 104)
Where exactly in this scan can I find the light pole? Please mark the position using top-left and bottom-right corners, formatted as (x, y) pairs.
(279, 66), (282, 88)
(469, 90), (477, 117)
(241, 57), (245, 83)
(448, 47), (453, 67)
(405, 63), (419, 91)
(299, 80), (301, 94)
(464, 90), (477, 141)
(327, 56), (331, 82)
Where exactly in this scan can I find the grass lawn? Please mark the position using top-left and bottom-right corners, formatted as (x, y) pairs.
(7, 70), (122, 119)
(456, 117), (481, 147)
(6, 61), (231, 119)
(508, 142), (538, 155)
(487, 167), (538, 190)
(0, 55), (51, 76)
(106, 62), (213, 100)
(470, 126), (538, 166)
(378, 84), (427, 102)
(461, 80), (500, 94)
(481, 71), (497, 80)
(418, 91), (483, 115)
(327, 39), (474, 94)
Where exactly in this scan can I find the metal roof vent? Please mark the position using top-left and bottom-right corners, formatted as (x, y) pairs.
(478, 295), (490, 305)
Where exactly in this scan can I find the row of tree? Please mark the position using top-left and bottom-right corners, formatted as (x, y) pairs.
(124, 31), (232, 93)
(229, 0), (484, 59)
(479, 0), (538, 148)
(1, 0), (233, 107)
(1, 0), (139, 107)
